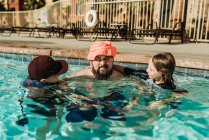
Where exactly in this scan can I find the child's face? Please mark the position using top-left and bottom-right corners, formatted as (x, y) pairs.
(41, 75), (60, 83)
(146, 58), (163, 82)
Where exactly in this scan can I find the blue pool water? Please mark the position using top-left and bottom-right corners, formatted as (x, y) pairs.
(0, 55), (208, 140)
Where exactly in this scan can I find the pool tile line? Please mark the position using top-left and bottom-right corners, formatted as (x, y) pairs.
(0, 46), (209, 70)
(0, 52), (208, 79)
(0, 53), (89, 66)
(203, 71), (206, 78)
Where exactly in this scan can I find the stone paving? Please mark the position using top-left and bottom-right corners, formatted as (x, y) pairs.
(0, 34), (209, 70)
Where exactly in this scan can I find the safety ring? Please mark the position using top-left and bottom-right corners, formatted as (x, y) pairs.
(84, 10), (98, 28)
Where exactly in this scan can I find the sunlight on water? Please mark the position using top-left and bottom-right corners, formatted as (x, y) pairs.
(0, 57), (208, 139)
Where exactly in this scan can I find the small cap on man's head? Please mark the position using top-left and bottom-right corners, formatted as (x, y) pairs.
(28, 55), (68, 81)
(87, 41), (117, 60)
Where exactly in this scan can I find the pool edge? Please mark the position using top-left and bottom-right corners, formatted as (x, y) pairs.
(0, 46), (208, 70)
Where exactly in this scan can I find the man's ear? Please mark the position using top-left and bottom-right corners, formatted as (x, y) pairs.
(40, 79), (47, 83)
(90, 61), (93, 66)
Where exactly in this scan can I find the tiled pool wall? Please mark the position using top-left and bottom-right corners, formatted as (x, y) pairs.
(0, 53), (208, 79)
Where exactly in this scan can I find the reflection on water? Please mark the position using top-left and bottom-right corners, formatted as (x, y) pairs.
(20, 76), (178, 138)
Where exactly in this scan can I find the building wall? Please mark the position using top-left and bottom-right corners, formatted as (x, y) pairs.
(45, 0), (53, 5)
(0, 0), (7, 10)
(8, 0), (23, 11)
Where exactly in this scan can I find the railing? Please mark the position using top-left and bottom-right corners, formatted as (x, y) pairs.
(86, 0), (154, 31)
(0, 0), (155, 35)
(0, 0), (78, 27)
(0, 0), (209, 42)
(158, 0), (187, 29)
(187, 0), (209, 42)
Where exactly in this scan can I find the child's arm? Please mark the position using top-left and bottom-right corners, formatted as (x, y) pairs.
(148, 90), (187, 109)
(123, 80), (145, 111)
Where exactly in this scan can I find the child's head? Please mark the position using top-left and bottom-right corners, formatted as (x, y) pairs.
(146, 52), (175, 84)
(28, 55), (68, 83)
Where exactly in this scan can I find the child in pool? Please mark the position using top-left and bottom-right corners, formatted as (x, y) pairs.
(23, 55), (69, 98)
(22, 55), (101, 122)
(114, 52), (180, 90)
(17, 55), (68, 126)
(114, 52), (187, 109)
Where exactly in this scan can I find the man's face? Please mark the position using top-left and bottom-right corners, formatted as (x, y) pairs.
(91, 55), (114, 80)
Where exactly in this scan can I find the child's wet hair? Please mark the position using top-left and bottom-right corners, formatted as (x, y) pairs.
(151, 52), (176, 84)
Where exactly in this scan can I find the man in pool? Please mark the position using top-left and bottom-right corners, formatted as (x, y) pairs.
(64, 41), (127, 122)
(67, 41), (124, 80)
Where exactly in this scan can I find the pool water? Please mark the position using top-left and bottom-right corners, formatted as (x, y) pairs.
(0, 56), (209, 140)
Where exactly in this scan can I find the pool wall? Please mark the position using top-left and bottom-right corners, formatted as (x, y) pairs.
(0, 46), (208, 70)
(0, 52), (208, 79)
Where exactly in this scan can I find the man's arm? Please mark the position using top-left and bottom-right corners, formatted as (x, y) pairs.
(111, 70), (125, 78)
(148, 90), (187, 109)
(112, 65), (138, 75)
(113, 65), (148, 79)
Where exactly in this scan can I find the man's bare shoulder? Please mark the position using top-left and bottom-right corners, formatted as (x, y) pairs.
(66, 67), (93, 78)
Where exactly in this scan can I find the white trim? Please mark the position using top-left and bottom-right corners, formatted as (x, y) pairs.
(85, 0), (153, 5)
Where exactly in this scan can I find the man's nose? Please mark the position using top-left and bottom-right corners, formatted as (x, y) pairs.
(100, 60), (108, 66)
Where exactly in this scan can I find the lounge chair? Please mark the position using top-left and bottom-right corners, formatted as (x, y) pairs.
(129, 21), (158, 44)
(59, 23), (77, 38)
(31, 22), (51, 38)
(110, 23), (128, 41)
(76, 21), (100, 41)
(155, 21), (185, 44)
(13, 23), (37, 37)
(0, 24), (13, 36)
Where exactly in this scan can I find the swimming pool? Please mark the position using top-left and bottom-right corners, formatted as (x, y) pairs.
(0, 54), (208, 140)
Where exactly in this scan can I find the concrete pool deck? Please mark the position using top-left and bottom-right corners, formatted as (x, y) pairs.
(0, 34), (209, 70)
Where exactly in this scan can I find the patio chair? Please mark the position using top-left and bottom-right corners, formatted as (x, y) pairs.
(110, 23), (128, 41)
(78, 22), (115, 41)
(155, 21), (185, 44)
(31, 22), (51, 38)
(155, 0), (188, 44)
(48, 23), (60, 37)
(59, 23), (77, 38)
(13, 23), (37, 37)
(76, 21), (100, 41)
(0, 24), (13, 37)
(129, 21), (158, 44)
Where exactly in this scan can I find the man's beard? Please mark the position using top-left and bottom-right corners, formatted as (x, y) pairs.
(92, 65), (112, 80)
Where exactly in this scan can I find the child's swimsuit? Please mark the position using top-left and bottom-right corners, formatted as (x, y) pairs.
(22, 77), (55, 88)
(22, 78), (44, 88)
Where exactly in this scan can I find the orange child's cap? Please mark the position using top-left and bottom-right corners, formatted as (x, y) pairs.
(87, 41), (117, 60)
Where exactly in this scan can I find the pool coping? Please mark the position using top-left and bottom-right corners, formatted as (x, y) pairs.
(0, 46), (208, 71)
(0, 47), (208, 79)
